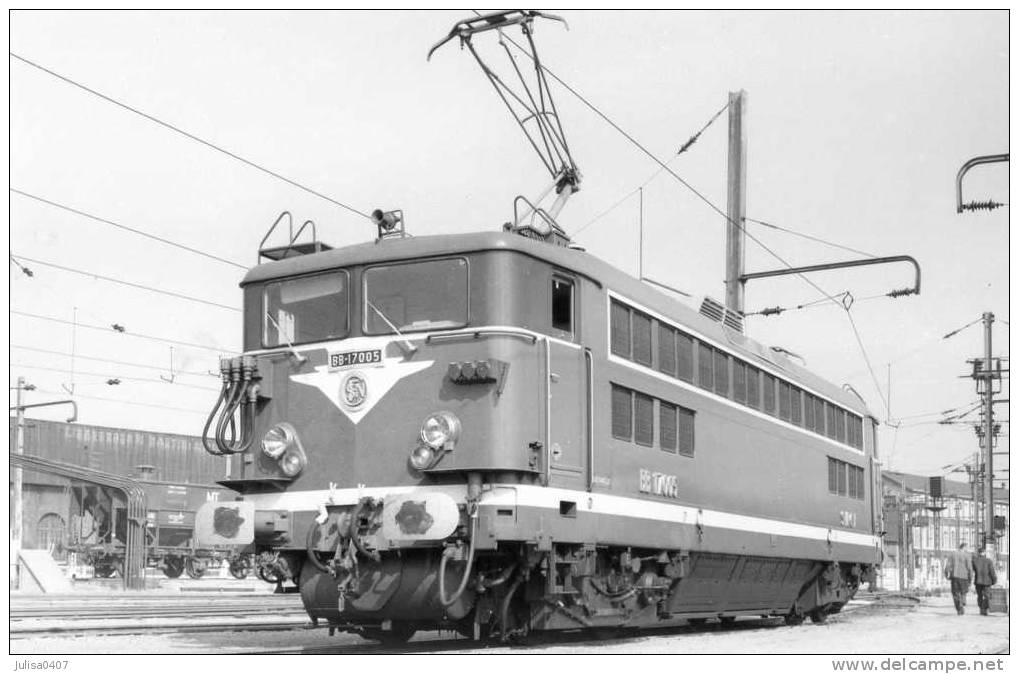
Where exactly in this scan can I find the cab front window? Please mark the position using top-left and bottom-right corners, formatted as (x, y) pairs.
(263, 271), (349, 347)
(363, 258), (468, 334)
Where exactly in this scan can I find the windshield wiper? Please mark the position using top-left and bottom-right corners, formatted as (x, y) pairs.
(366, 299), (418, 356)
(265, 311), (308, 366)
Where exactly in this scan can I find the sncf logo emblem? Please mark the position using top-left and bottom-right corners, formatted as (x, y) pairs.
(840, 510), (857, 528)
(341, 371), (368, 410)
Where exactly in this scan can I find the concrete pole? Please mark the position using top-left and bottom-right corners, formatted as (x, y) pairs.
(982, 312), (995, 559)
(12, 377), (25, 589)
(724, 90), (747, 314)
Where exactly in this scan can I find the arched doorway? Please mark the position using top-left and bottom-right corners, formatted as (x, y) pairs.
(37, 512), (67, 561)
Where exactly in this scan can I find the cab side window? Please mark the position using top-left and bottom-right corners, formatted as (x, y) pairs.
(551, 277), (574, 336)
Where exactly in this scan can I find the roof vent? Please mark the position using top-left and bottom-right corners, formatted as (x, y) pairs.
(699, 296), (744, 334)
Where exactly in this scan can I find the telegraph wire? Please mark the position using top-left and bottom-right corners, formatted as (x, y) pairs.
(10, 52), (372, 221)
(743, 217), (877, 259)
(12, 253), (242, 313)
(10, 362), (220, 392)
(11, 309), (238, 354)
(11, 344), (216, 379)
(11, 189), (248, 270)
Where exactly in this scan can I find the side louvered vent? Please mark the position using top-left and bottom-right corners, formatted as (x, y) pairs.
(699, 296), (744, 333)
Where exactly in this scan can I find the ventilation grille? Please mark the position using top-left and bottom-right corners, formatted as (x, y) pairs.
(699, 296), (744, 333)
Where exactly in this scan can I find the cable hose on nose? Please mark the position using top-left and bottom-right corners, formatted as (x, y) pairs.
(438, 514), (478, 607)
(216, 380), (248, 454)
(201, 382), (229, 455)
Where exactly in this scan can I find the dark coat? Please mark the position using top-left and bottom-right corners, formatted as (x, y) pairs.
(973, 554), (997, 586)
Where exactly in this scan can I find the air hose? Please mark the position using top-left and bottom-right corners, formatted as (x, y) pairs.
(349, 499), (381, 563)
(201, 359), (232, 455)
(305, 521), (332, 573)
(213, 356), (258, 454)
(438, 510), (478, 607)
(499, 573), (525, 642)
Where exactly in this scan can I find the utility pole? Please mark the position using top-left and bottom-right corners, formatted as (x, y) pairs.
(12, 377), (26, 588)
(724, 89), (747, 315)
(980, 312), (995, 558)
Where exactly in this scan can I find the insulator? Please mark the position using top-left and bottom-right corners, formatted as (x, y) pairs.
(759, 306), (785, 317)
(962, 200), (1004, 212)
(886, 288), (916, 298)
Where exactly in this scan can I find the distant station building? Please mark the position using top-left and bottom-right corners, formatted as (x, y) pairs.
(9, 418), (224, 558)
(881, 471), (1008, 591)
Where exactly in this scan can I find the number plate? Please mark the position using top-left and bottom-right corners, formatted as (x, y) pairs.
(329, 349), (383, 370)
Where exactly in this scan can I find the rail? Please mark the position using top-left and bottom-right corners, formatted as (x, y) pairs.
(425, 327), (539, 344)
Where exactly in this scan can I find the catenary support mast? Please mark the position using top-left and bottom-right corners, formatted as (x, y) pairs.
(724, 90), (748, 314)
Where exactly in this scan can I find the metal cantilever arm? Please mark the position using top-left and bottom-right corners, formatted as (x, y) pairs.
(740, 255), (921, 297)
(10, 399), (78, 423)
(956, 153), (1008, 213)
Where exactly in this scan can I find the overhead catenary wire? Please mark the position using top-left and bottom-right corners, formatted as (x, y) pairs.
(573, 100), (730, 238)
(10, 362), (220, 392)
(493, 26), (845, 313)
(11, 344), (217, 379)
(12, 253), (242, 312)
(11, 309), (238, 354)
(743, 216), (877, 259)
(491, 22), (898, 416)
(11, 189), (248, 270)
(10, 52), (372, 221)
(27, 388), (210, 415)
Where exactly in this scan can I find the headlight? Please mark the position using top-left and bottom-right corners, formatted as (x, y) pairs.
(409, 445), (436, 471)
(261, 424), (294, 459)
(279, 446), (307, 477)
(420, 411), (461, 449)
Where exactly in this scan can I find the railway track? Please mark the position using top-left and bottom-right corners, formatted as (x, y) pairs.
(10, 594), (309, 639)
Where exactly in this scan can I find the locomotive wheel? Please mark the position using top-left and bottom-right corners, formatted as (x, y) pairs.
(783, 611), (805, 626)
(94, 564), (115, 578)
(185, 557), (207, 579)
(257, 566), (280, 584)
(808, 608), (829, 624)
(163, 556), (185, 579)
(228, 557), (250, 580)
(360, 622), (417, 646)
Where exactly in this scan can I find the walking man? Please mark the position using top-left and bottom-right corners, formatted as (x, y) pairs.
(973, 547), (997, 615)
(944, 542), (976, 615)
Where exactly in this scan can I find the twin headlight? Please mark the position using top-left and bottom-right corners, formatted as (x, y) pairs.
(262, 412), (461, 476)
(260, 423), (307, 477)
(411, 411), (461, 470)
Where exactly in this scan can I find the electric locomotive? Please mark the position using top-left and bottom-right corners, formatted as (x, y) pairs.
(196, 10), (883, 642)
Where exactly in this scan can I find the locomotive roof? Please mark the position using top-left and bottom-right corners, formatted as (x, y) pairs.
(243, 231), (870, 417)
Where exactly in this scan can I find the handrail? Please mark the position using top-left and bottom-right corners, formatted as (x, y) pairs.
(584, 348), (594, 492)
(512, 195), (559, 237)
(425, 327), (539, 344)
(291, 219), (317, 245)
(543, 337), (552, 487)
(258, 211), (293, 260)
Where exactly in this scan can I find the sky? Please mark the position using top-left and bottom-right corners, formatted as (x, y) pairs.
(8, 10), (1009, 483)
